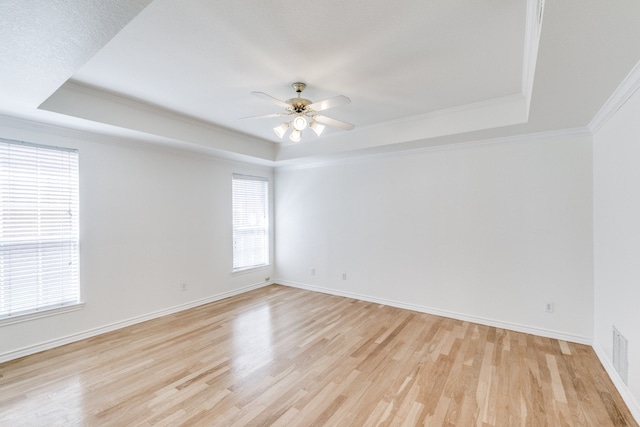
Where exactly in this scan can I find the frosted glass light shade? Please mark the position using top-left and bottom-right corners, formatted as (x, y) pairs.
(293, 116), (307, 131)
(273, 122), (289, 138)
(289, 129), (301, 142)
(310, 121), (325, 136)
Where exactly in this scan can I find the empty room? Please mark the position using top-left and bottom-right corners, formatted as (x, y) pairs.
(1, 1), (640, 425)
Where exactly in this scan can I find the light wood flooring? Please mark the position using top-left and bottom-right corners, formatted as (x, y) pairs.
(0, 284), (636, 426)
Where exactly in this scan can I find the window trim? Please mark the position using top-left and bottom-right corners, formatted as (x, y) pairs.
(231, 173), (270, 272)
(0, 302), (84, 327)
(0, 138), (82, 323)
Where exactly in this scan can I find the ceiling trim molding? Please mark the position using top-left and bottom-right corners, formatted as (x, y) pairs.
(275, 127), (591, 172)
(363, 93), (527, 131)
(276, 93), (529, 161)
(0, 112), (276, 169)
(589, 59), (640, 133)
(49, 81), (267, 142)
(522, 0), (544, 102)
(40, 81), (277, 161)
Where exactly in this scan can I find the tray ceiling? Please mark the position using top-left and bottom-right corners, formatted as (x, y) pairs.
(2, 1), (640, 165)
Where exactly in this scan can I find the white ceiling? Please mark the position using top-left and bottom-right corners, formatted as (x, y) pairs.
(0, 0), (151, 108)
(70, 0), (527, 128)
(2, 1), (640, 165)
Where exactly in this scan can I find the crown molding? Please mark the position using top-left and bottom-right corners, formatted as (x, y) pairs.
(39, 80), (277, 162)
(522, 0), (544, 102)
(275, 127), (591, 172)
(276, 93), (529, 162)
(589, 59), (640, 133)
(0, 112), (276, 169)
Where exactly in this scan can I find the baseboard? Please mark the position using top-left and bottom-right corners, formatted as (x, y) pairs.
(0, 281), (271, 364)
(276, 279), (593, 345)
(593, 342), (640, 423)
(277, 280), (640, 421)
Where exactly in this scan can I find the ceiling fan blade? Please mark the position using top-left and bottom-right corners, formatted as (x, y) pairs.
(240, 112), (288, 120)
(307, 95), (351, 112)
(251, 91), (291, 109)
(314, 115), (355, 130)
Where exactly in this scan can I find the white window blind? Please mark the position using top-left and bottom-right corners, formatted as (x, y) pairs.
(0, 140), (80, 320)
(232, 174), (269, 271)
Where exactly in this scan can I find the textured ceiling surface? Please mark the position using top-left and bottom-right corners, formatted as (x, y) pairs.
(0, 0), (151, 108)
(2, 1), (640, 165)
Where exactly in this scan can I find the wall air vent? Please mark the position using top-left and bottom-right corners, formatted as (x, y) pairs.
(537, 0), (545, 28)
(612, 326), (629, 385)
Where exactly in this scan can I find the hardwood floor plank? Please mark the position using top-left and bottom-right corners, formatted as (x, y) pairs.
(0, 285), (636, 426)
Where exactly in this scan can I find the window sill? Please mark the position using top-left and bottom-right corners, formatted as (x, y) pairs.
(0, 302), (85, 327)
(232, 264), (271, 276)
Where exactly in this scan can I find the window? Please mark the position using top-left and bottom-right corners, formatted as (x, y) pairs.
(232, 174), (269, 271)
(0, 140), (80, 321)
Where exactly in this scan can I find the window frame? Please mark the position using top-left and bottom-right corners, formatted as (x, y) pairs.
(0, 139), (82, 325)
(231, 173), (270, 273)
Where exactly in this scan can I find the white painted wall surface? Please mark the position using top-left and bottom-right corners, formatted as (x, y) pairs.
(0, 117), (273, 360)
(594, 85), (640, 417)
(275, 133), (594, 341)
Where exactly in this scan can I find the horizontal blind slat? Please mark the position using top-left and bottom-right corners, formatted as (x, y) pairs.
(232, 175), (269, 270)
(0, 140), (80, 318)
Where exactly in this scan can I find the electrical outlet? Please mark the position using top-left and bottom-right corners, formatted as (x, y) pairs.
(180, 283), (187, 292)
(310, 268), (315, 276)
(342, 273), (347, 280)
(544, 302), (554, 313)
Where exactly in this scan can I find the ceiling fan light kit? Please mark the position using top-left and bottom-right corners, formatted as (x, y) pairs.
(273, 122), (289, 138)
(289, 129), (301, 142)
(248, 82), (355, 143)
(292, 115), (307, 131)
(309, 121), (325, 136)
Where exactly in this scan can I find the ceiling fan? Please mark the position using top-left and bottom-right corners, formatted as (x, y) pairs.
(245, 82), (355, 142)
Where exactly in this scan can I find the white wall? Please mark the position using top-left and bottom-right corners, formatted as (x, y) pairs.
(275, 133), (594, 341)
(594, 84), (640, 416)
(0, 117), (273, 360)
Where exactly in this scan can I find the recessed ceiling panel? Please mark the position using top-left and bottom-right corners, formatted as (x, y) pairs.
(62, 0), (527, 145)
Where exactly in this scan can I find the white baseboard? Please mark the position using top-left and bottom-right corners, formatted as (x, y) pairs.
(275, 279), (592, 345)
(5, 278), (637, 424)
(0, 281), (270, 364)
(278, 280), (640, 423)
(593, 342), (640, 423)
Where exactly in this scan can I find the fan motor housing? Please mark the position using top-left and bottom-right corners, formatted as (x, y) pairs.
(286, 97), (312, 113)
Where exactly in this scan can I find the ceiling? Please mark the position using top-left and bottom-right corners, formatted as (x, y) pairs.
(2, 1), (640, 166)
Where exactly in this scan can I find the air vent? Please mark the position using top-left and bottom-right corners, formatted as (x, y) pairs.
(612, 326), (628, 385)
(537, 0), (545, 27)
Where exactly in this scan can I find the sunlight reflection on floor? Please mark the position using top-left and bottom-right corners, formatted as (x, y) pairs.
(3, 375), (85, 425)
(231, 304), (274, 377)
